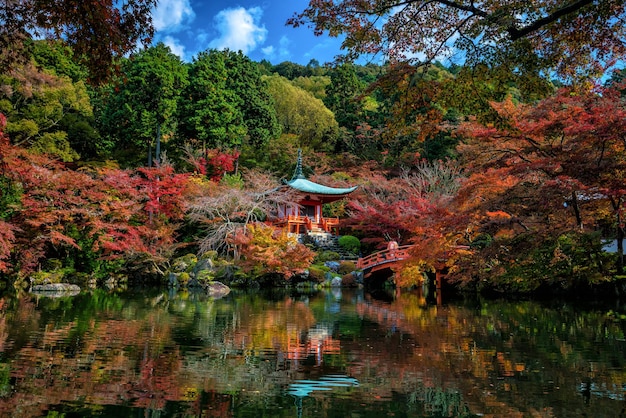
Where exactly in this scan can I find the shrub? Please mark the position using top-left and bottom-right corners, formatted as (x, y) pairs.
(338, 235), (360, 254)
(308, 264), (330, 283)
(338, 261), (356, 275)
(314, 250), (340, 263)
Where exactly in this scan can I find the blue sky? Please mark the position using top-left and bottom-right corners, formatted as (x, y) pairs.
(150, 0), (344, 65)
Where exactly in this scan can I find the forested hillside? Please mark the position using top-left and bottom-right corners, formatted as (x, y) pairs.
(1, 0), (625, 296)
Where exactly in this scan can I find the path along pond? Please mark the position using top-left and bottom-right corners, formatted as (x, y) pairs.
(0, 287), (625, 417)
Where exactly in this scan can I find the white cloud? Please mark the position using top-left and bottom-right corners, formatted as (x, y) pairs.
(162, 36), (186, 59)
(262, 36), (291, 61)
(261, 45), (275, 57)
(152, 0), (195, 32)
(208, 7), (267, 54)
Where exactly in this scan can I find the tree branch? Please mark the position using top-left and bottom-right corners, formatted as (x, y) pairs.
(507, 0), (595, 40)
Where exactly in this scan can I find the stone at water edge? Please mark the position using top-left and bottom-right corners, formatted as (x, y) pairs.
(206, 281), (230, 298)
(30, 283), (81, 297)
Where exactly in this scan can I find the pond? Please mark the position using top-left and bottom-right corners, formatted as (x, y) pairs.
(0, 287), (625, 417)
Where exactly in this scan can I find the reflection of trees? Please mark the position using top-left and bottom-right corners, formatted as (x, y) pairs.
(1, 290), (626, 416)
(354, 293), (626, 417)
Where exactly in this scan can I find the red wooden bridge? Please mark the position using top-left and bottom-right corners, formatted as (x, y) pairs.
(356, 245), (413, 277)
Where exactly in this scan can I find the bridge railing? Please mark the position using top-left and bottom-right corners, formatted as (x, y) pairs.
(356, 245), (413, 270)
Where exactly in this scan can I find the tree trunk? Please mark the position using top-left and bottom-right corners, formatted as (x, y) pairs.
(618, 214), (624, 275)
(610, 196), (624, 275)
(155, 123), (161, 166)
(147, 140), (152, 167)
(571, 191), (582, 229)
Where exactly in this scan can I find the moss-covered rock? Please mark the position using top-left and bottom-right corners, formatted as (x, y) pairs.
(170, 254), (198, 273)
(308, 264), (330, 283)
(166, 253), (230, 296)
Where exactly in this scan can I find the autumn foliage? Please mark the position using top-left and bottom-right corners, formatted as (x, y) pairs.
(0, 136), (189, 279)
(230, 224), (315, 279)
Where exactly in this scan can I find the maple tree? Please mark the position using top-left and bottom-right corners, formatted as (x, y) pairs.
(229, 223), (316, 279)
(1, 62), (92, 161)
(0, 0), (156, 84)
(186, 169), (298, 255)
(0, 137), (190, 279)
(289, 0), (625, 81)
(451, 82), (626, 290)
(344, 159), (467, 284)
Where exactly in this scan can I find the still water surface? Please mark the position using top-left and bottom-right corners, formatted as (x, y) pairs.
(0, 288), (625, 417)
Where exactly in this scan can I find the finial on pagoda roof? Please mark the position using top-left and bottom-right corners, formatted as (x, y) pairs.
(291, 149), (306, 180)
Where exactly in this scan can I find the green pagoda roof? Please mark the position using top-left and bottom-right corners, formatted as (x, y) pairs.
(283, 150), (358, 196)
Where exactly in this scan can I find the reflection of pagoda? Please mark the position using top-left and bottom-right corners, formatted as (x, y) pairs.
(276, 150), (358, 235)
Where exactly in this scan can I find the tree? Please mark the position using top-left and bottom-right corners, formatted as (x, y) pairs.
(324, 63), (365, 132)
(1, 62), (92, 161)
(0, 0), (156, 85)
(97, 43), (187, 166)
(264, 74), (339, 151)
(221, 51), (281, 149)
(453, 84), (626, 290)
(345, 159), (464, 251)
(230, 224), (316, 279)
(177, 50), (245, 150)
(289, 0), (625, 82)
(186, 169), (299, 255)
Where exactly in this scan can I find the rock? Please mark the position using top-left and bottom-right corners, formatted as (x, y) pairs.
(206, 281), (230, 298)
(193, 258), (214, 275)
(325, 261), (341, 272)
(330, 276), (342, 288)
(170, 254), (198, 273)
(30, 283), (80, 297)
(167, 272), (179, 288)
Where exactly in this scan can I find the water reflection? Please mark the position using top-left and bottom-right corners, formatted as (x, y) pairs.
(0, 288), (625, 416)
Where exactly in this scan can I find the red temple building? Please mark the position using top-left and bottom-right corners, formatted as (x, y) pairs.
(274, 151), (358, 235)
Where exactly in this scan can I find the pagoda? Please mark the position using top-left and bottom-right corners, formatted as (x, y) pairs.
(275, 150), (358, 235)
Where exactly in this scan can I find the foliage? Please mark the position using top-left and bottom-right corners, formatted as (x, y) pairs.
(186, 169), (299, 255)
(0, 142), (189, 279)
(221, 51), (281, 149)
(337, 235), (360, 254)
(337, 260), (357, 275)
(96, 43), (188, 165)
(230, 224), (315, 279)
(289, 0), (625, 82)
(1, 63), (93, 161)
(0, 0), (156, 84)
(346, 159), (465, 251)
(264, 74), (339, 151)
(314, 251), (341, 263)
(471, 232), (611, 293)
(324, 63), (365, 133)
(450, 83), (626, 290)
(182, 145), (240, 182)
(307, 264), (331, 282)
(177, 50), (279, 151)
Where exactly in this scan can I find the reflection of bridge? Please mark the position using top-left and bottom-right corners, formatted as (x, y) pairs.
(356, 245), (413, 277)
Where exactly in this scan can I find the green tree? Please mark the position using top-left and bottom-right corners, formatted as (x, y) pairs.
(264, 74), (338, 151)
(324, 63), (365, 132)
(177, 50), (245, 150)
(1, 63), (92, 161)
(31, 40), (89, 82)
(272, 61), (310, 79)
(97, 43), (187, 165)
(222, 51), (281, 149)
(291, 75), (331, 101)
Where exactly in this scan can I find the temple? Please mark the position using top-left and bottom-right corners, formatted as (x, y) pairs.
(275, 150), (358, 235)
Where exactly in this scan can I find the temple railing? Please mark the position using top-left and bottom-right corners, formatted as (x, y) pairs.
(278, 215), (340, 234)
